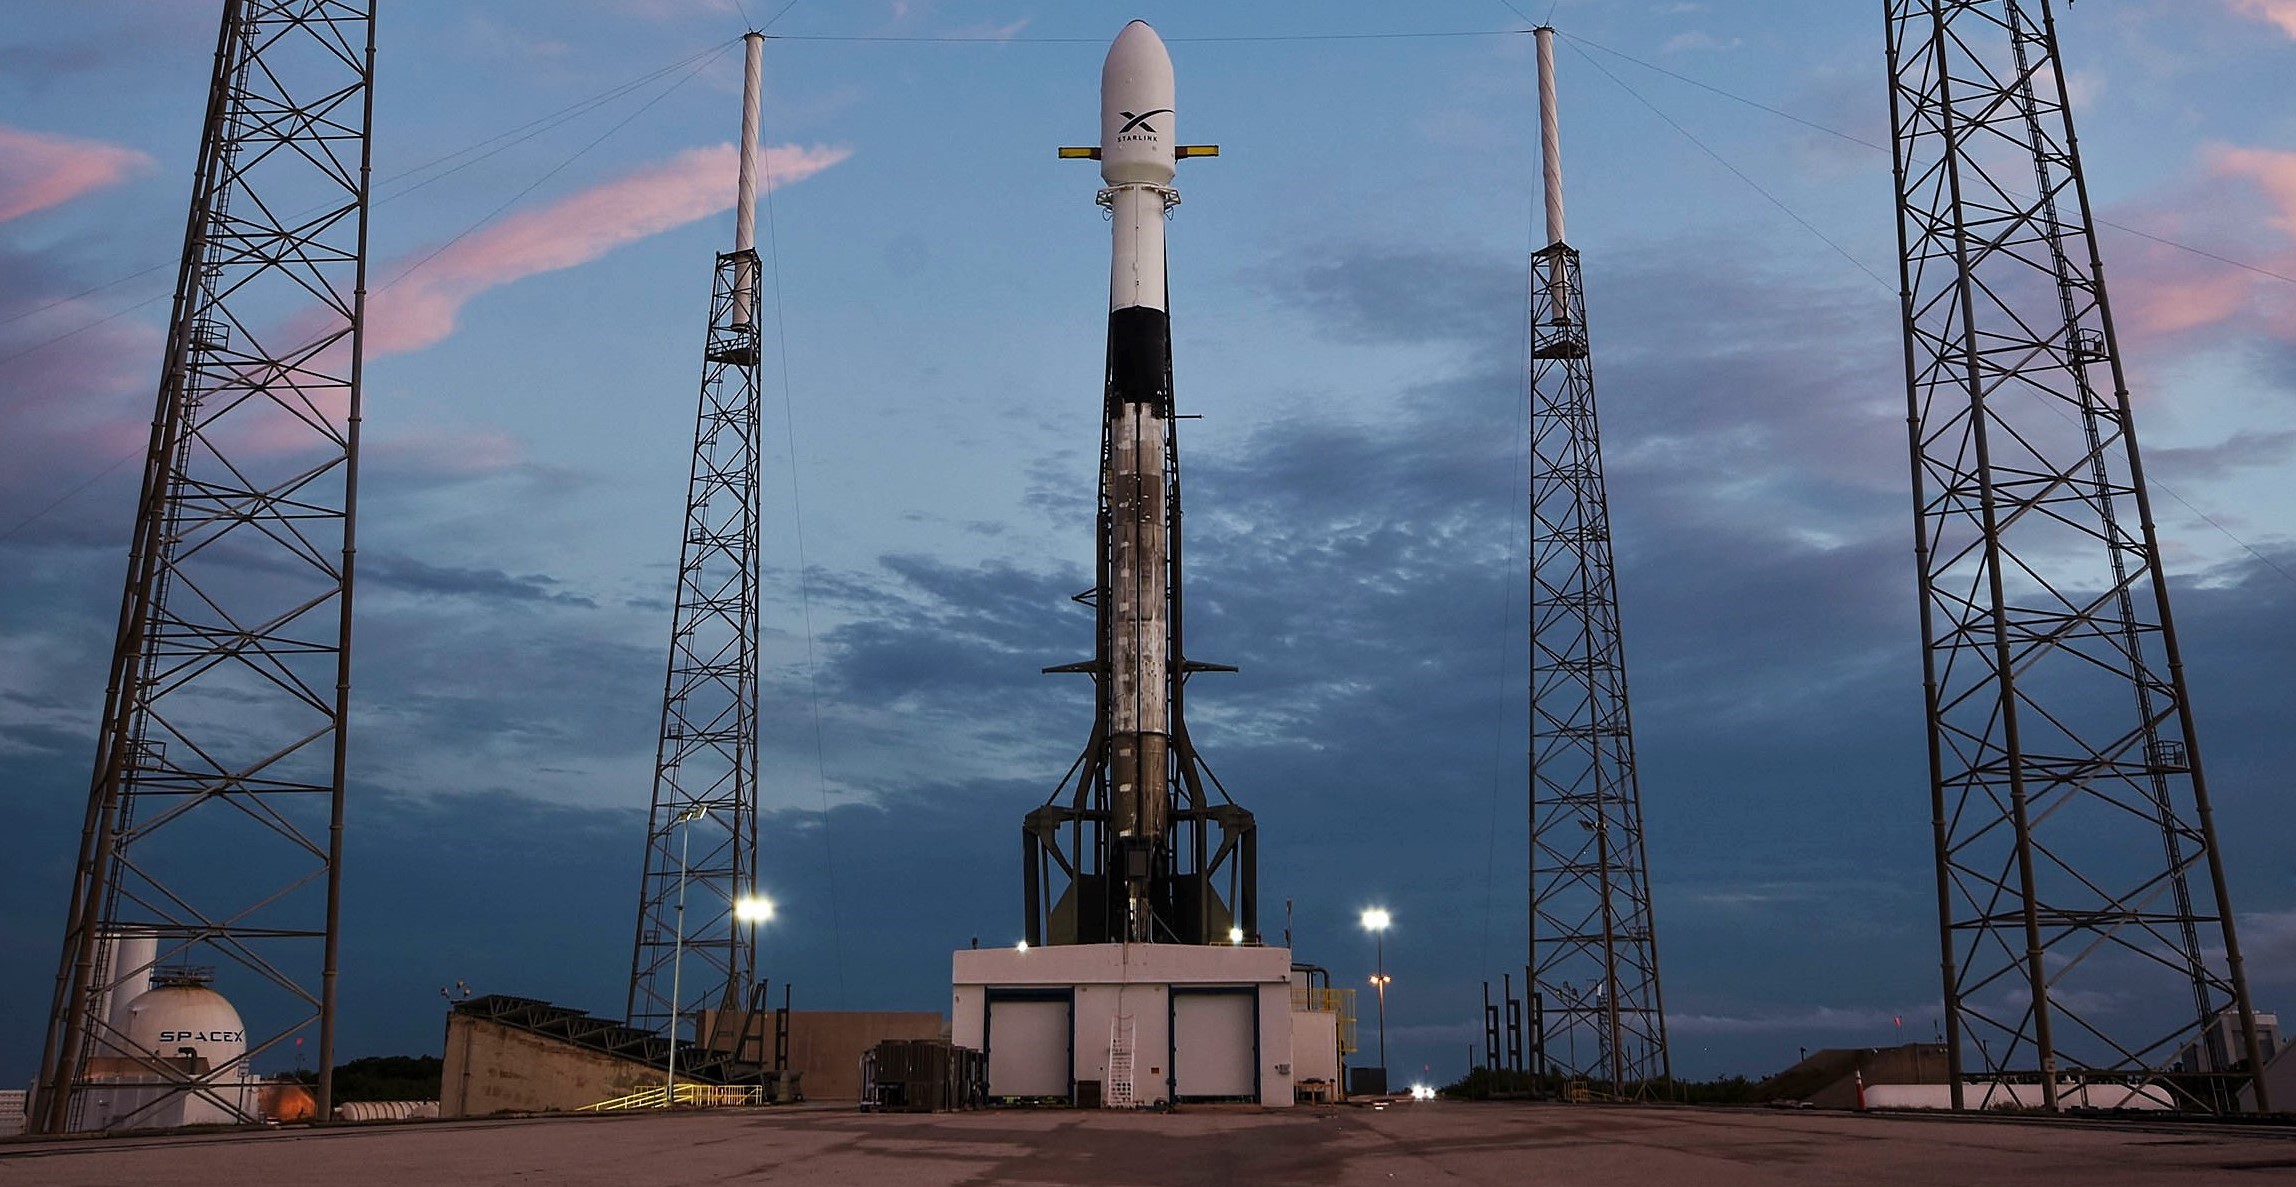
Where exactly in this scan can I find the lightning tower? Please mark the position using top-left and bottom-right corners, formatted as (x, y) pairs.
(1885, 0), (2267, 1112)
(32, 0), (376, 1133)
(625, 31), (767, 1037)
(1524, 25), (1671, 1098)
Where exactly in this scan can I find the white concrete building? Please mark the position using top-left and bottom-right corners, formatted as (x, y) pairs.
(953, 944), (1301, 1107)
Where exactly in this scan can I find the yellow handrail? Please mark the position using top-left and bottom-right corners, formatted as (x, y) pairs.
(580, 1083), (768, 1112)
(1290, 986), (1361, 1057)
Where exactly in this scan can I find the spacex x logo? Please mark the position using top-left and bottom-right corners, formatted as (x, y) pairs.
(1117, 108), (1171, 135)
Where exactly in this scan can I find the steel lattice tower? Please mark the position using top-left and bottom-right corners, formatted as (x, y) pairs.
(1524, 27), (1669, 1098)
(1886, 0), (2267, 1112)
(626, 33), (766, 1041)
(31, 0), (375, 1134)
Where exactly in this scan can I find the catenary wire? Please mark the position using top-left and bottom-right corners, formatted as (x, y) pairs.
(0, 40), (736, 541)
(370, 42), (735, 295)
(1558, 39), (1896, 292)
(0, 41), (734, 337)
(755, 38), (851, 1004)
(12, 17), (2291, 585)
(1554, 28), (2296, 289)
(1479, 150), (1544, 983)
(767, 30), (1527, 44)
(759, 0), (803, 31)
(1544, 25), (2296, 589)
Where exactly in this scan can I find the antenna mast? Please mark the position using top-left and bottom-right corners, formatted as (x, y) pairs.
(626, 31), (768, 1037)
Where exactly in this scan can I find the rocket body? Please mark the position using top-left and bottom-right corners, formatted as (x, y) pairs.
(1099, 21), (1177, 930)
(1027, 20), (1253, 949)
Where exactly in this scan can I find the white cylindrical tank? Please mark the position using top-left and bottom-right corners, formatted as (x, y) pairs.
(335, 1100), (440, 1122)
(93, 930), (159, 1045)
(119, 982), (248, 1072)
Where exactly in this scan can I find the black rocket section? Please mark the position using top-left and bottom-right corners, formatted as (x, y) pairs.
(1107, 306), (1172, 410)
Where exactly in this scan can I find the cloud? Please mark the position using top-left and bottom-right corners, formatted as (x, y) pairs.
(953, 18), (1031, 41)
(367, 141), (852, 357)
(361, 424), (530, 482)
(2108, 144), (2296, 349)
(2239, 910), (2296, 985)
(595, 0), (738, 18)
(1669, 1005), (1929, 1037)
(2229, 0), (2296, 38)
(2148, 430), (2296, 485)
(362, 553), (597, 607)
(2213, 145), (2296, 237)
(0, 123), (152, 222)
(0, 248), (167, 551)
(1661, 31), (1743, 54)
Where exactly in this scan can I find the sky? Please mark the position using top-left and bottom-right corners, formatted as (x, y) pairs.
(3, 0), (2296, 1091)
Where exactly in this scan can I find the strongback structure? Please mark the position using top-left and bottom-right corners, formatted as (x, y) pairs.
(1885, 0), (2267, 1111)
(1524, 26), (1670, 1098)
(1027, 20), (1256, 949)
(32, 0), (377, 1133)
(626, 32), (767, 1038)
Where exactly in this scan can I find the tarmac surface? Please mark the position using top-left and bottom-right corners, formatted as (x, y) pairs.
(6, 1100), (2296, 1185)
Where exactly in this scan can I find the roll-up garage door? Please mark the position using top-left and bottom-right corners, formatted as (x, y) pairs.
(1172, 990), (1257, 1101)
(986, 994), (1071, 1099)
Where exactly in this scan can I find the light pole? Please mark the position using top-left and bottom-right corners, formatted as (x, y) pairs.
(666, 804), (710, 1106)
(1361, 908), (1392, 1080)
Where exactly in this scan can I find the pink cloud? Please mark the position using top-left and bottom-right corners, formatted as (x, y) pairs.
(0, 124), (153, 222)
(2211, 145), (2296, 237)
(368, 141), (850, 357)
(2228, 0), (2296, 38)
(0, 299), (164, 543)
(2108, 144), (2296, 350)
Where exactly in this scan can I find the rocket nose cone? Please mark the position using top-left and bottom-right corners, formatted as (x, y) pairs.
(1104, 20), (1171, 79)
(1101, 19), (1176, 185)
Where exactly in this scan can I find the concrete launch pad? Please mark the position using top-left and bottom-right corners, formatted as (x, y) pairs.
(7, 1101), (2296, 1186)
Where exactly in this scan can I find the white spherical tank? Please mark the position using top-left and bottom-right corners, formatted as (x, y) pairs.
(120, 983), (248, 1070)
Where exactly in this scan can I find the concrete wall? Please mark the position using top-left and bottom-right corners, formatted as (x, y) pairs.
(1863, 1082), (2173, 1111)
(441, 1014), (658, 1118)
(704, 1011), (945, 1100)
(952, 943), (1296, 1107)
(442, 1009), (948, 1117)
(2246, 1040), (2296, 1111)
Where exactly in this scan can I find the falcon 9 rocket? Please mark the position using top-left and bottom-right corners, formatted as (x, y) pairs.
(1026, 21), (1258, 948)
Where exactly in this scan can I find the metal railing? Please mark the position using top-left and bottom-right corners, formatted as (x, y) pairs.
(580, 1083), (769, 1112)
(1291, 986), (1360, 1058)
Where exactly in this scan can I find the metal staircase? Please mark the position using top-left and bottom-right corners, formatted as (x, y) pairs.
(1107, 1015), (1137, 1109)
